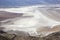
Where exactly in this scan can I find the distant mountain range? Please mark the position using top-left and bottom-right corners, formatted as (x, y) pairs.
(0, 0), (60, 8)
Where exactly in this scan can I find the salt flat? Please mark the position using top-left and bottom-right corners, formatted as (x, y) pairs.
(0, 5), (60, 36)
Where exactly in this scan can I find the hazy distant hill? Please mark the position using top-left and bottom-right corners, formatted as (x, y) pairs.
(0, 0), (60, 8)
(0, 11), (23, 21)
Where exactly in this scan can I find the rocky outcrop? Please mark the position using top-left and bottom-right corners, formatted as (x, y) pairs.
(0, 31), (60, 40)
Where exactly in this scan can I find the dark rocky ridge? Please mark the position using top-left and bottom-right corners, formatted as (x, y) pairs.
(0, 31), (60, 40)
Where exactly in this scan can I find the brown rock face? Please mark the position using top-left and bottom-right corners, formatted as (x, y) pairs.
(37, 25), (60, 34)
(43, 32), (60, 40)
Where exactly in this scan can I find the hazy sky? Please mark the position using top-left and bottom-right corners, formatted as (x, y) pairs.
(0, 0), (60, 7)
